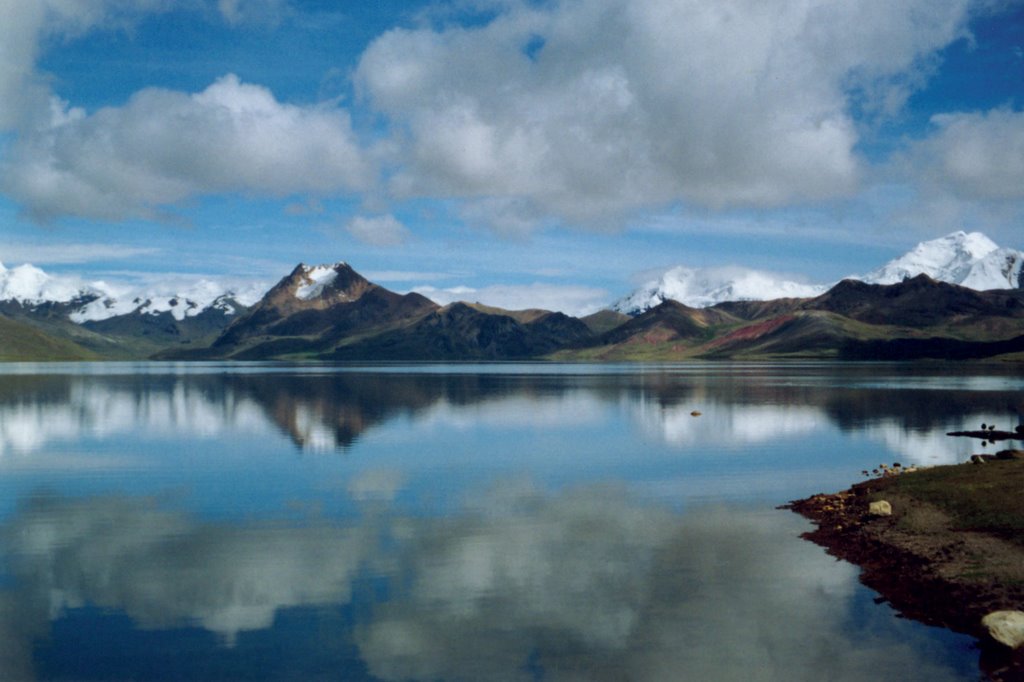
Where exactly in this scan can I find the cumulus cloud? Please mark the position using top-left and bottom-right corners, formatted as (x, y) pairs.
(0, 0), (994, 234)
(0, 0), (171, 130)
(345, 214), (411, 247)
(910, 108), (1024, 201)
(0, 1), (369, 225)
(2, 74), (370, 221)
(356, 0), (974, 228)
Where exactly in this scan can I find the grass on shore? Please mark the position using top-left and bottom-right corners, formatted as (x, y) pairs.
(873, 459), (1024, 548)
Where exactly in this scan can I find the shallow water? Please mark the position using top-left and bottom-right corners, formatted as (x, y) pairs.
(0, 361), (1020, 680)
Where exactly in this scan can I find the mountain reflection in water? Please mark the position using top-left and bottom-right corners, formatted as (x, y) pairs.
(0, 363), (1020, 463)
(0, 362), (1018, 680)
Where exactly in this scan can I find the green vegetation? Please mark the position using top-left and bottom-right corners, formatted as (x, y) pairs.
(873, 459), (1024, 548)
(0, 315), (98, 361)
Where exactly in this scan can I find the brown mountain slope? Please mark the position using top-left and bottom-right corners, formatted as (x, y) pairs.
(565, 277), (1024, 361)
(207, 263), (438, 358)
(178, 262), (595, 361)
(328, 303), (594, 360)
(802, 274), (1024, 327)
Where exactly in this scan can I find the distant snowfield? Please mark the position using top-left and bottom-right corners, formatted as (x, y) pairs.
(614, 231), (1024, 314)
(0, 261), (267, 322)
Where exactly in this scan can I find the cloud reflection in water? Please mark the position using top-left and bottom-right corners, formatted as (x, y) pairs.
(0, 483), (973, 681)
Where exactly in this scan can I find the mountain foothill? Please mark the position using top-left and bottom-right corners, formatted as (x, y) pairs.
(1, 232), (1023, 362)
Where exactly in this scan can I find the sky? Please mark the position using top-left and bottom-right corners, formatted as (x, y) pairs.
(0, 0), (1022, 315)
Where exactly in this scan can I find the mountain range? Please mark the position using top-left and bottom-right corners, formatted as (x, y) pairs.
(2, 231), (1023, 362)
(612, 231), (1024, 314)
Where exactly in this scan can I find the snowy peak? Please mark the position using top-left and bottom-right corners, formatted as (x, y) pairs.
(0, 260), (265, 323)
(861, 231), (1017, 289)
(0, 261), (102, 305)
(253, 261), (373, 315)
(615, 231), (1023, 315)
(959, 247), (1024, 290)
(613, 266), (826, 315)
(288, 262), (370, 303)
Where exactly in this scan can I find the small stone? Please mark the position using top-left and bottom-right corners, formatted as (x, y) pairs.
(982, 611), (1024, 649)
(868, 500), (892, 516)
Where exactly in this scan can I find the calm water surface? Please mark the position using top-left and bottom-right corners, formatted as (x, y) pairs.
(0, 361), (1021, 681)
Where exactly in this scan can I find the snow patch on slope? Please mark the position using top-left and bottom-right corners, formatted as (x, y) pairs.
(295, 265), (341, 301)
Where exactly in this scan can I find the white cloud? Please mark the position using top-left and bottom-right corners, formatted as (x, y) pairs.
(345, 214), (410, 247)
(2, 74), (370, 222)
(0, 0), (170, 130)
(911, 108), (1024, 201)
(356, 0), (973, 228)
(412, 282), (610, 316)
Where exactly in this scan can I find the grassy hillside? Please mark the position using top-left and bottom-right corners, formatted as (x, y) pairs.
(0, 315), (99, 361)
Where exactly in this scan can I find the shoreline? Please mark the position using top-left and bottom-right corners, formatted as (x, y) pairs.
(785, 457), (1024, 681)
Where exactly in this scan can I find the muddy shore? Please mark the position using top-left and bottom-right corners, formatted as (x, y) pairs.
(785, 457), (1024, 681)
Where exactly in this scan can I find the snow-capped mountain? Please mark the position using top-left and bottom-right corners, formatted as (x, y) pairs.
(615, 231), (1023, 314)
(0, 260), (267, 323)
(613, 266), (826, 315)
(862, 231), (1023, 290)
(0, 262), (102, 305)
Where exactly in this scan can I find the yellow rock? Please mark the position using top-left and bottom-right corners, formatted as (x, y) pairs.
(868, 500), (892, 516)
(982, 611), (1024, 649)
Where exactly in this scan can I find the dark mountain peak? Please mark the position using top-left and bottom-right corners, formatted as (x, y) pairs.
(289, 262), (370, 302)
(254, 261), (374, 317)
(440, 301), (477, 316)
(207, 261), (440, 355)
(807, 273), (1011, 326)
(816, 274), (946, 304)
(651, 298), (699, 313)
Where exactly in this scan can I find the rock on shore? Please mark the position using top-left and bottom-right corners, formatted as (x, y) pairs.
(785, 459), (1024, 681)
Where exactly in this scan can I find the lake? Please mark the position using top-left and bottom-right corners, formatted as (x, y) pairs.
(0, 361), (1020, 680)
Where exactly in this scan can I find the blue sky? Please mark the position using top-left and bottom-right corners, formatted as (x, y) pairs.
(1, 0), (1022, 314)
